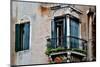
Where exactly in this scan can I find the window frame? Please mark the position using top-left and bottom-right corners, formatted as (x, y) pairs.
(51, 14), (81, 49)
(15, 22), (30, 52)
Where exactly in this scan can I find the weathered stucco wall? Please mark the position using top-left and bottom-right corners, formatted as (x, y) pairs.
(11, 1), (96, 65)
(11, 1), (51, 65)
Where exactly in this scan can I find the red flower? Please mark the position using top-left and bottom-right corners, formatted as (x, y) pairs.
(54, 57), (62, 63)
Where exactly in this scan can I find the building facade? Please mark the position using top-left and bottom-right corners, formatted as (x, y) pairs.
(11, 1), (96, 65)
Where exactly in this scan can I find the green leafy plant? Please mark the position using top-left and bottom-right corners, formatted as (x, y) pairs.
(71, 48), (86, 54)
(45, 47), (86, 55)
(45, 47), (67, 55)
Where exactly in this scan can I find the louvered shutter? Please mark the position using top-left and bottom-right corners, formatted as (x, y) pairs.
(51, 19), (57, 48)
(70, 19), (79, 48)
(15, 24), (21, 52)
(63, 18), (67, 48)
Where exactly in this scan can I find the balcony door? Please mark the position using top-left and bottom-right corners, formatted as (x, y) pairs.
(56, 19), (64, 47)
(51, 16), (67, 48)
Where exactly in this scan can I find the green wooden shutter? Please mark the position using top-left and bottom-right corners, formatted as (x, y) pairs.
(63, 18), (67, 48)
(15, 24), (21, 52)
(51, 19), (57, 48)
(70, 18), (79, 48)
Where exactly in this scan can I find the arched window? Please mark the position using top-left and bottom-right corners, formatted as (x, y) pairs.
(15, 22), (30, 52)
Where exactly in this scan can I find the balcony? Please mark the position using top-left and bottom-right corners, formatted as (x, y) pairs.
(45, 36), (87, 63)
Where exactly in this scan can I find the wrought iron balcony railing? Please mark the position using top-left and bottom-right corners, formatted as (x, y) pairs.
(46, 36), (87, 55)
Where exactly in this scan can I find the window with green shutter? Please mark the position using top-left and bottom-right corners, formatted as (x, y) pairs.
(15, 22), (30, 52)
